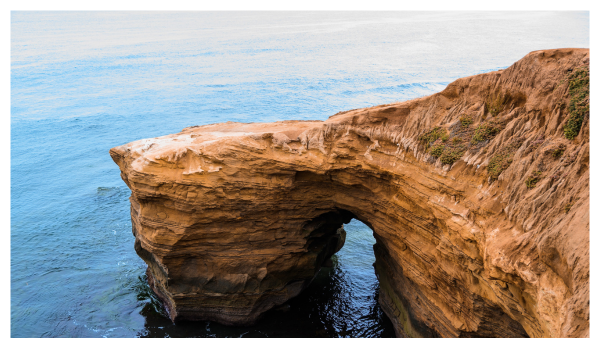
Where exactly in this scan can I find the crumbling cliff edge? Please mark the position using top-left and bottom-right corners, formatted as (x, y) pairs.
(110, 48), (589, 338)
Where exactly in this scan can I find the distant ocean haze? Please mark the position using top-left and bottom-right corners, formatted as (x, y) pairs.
(11, 11), (589, 338)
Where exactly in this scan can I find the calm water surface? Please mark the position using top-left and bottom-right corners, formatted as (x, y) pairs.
(11, 12), (588, 338)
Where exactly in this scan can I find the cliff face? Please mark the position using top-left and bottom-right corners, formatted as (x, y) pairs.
(110, 48), (589, 338)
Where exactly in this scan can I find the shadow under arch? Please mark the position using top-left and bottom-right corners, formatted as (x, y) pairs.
(136, 218), (398, 338)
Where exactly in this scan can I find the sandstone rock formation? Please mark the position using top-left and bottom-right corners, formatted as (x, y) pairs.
(110, 48), (589, 338)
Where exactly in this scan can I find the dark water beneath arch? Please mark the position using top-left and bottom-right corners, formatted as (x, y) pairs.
(11, 12), (588, 338)
(137, 220), (395, 338)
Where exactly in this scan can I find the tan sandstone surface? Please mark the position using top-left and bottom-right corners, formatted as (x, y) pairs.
(110, 48), (589, 338)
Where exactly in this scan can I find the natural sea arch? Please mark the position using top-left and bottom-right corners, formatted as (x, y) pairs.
(113, 144), (531, 338)
(111, 49), (590, 338)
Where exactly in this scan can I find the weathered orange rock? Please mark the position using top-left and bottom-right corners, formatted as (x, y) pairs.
(110, 48), (589, 338)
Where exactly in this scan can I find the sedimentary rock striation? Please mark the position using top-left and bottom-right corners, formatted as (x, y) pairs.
(110, 48), (589, 338)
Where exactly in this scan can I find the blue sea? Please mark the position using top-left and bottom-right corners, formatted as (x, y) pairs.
(11, 12), (589, 338)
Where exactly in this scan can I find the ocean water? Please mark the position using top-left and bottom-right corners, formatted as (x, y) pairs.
(11, 12), (588, 338)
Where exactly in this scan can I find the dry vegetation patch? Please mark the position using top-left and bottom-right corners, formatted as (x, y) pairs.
(546, 144), (566, 159)
(525, 170), (544, 189)
(485, 90), (527, 117)
(487, 138), (524, 180)
(420, 113), (510, 167)
(471, 120), (503, 145)
(564, 67), (589, 140)
(420, 127), (448, 150)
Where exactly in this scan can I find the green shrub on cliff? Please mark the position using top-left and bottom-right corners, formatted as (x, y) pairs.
(488, 153), (511, 179)
(549, 144), (566, 159)
(420, 127), (448, 149)
(487, 138), (523, 180)
(485, 90), (527, 117)
(459, 115), (473, 127)
(564, 67), (589, 140)
(429, 143), (445, 158)
(440, 145), (466, 165)
(525, 170), (543, 189)
(471, 121), (501, 144)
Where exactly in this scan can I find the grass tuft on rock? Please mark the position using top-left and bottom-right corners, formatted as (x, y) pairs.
(485, 90), (527, 117)
(549, 144), (566, 159)
(420, 127), (449, 150)
(564, 202), (574, 213)
(487, 139), (523, 180)
(472, 121), (501, 145)
(421, 114), (507, 167)
(430, 143), (445, 158)
(525, 171), (543, 189)
(440, 145), (467, 165)
(459, 115), (473, 127)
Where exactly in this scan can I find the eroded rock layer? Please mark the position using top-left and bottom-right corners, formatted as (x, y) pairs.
(110, 48), (589, 338)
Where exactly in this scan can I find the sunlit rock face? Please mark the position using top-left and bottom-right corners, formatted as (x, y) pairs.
(111, 48), (589, 338)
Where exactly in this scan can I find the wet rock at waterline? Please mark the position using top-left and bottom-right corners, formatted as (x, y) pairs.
(111, 48), (589, 338)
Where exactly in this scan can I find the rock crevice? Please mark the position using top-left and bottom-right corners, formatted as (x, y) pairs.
(111, 48), (589, 338)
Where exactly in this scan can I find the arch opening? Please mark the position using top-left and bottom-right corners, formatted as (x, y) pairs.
(263, 217), (397, 337)
(315, 218), (397, 337)
(303, 208), (531, 338)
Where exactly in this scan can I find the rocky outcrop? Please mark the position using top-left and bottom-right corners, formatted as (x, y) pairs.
(110, 48), (589, 338)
